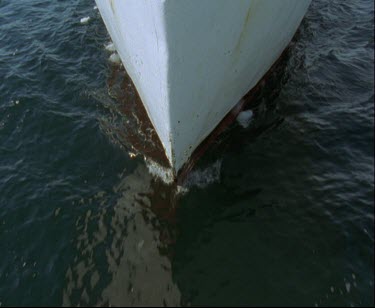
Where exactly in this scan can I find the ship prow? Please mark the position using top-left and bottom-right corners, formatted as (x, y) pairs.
(96, 0), (311, 178)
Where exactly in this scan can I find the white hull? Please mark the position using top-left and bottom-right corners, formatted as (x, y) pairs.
(96, 0), (311, 174)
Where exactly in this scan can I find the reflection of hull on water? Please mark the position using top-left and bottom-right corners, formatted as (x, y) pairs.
(96, 0), (311, 180)
(63, 164), (181, 306)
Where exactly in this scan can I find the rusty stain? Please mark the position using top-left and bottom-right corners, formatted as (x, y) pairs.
(234, 4), (253, 54)
(105, 64), (170, 168)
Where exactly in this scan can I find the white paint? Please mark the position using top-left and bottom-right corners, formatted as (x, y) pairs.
(96, 0), (311, 174)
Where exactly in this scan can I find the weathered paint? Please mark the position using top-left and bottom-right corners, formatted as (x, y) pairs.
(96, 0), (311, 173)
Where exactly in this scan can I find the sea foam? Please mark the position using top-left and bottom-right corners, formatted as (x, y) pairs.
(80, 16), (91, 24)
(109, 53), (121, 64)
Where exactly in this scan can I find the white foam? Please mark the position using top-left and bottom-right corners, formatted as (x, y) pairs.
(345, 282), (351, 293)
(80, 16), (91, 24)
(105, 42), (116, 52)
(182, 159), (222, 190)
(93, 5), (98, 10)
(145, 158), (222, 191)
(176, 185), (189, 195)
(145, 159), (175, 185)
(109, 53), (121, 64)
(236, 110), (253, 128)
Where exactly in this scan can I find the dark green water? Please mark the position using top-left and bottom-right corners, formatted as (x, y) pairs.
(0, 0), (374, 306)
